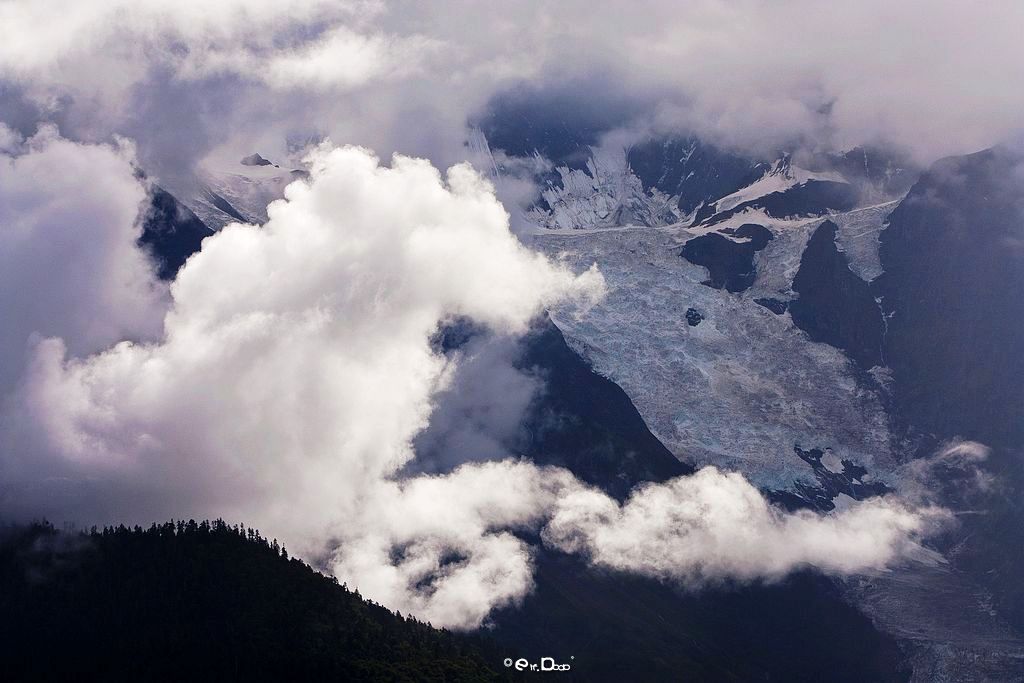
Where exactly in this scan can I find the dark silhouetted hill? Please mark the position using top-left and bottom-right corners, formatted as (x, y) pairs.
(0, 520), (507, 682)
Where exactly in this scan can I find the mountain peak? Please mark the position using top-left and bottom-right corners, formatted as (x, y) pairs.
(240, 153), (273, 167)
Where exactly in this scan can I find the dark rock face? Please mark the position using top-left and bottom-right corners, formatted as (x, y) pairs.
(685, 308), (703, 326)
(240, 153), (272, 166)
(515, 319), (693, 499)
(475, 81), (643, 170)
(790, 445), (890, 511)
(754, 297), (789, 315)
(681, 223), (773, 293)
(816, 146), (917, 198)
(138, 185), (211, 280)
(878, 147), (1024, 447)
(491, 550), (909, 683)
(789, 220), (883, 368)
(877, 147), (1024, 632)
(420, 315), (690, 501)
(627, 136), (762, 214)
(428, 316), (490, 355)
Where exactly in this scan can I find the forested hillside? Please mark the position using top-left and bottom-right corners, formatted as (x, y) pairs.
(0, 520), (507, 681)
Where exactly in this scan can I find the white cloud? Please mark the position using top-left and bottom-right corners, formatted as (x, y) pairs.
(332, 460), (576, 629)
(0, 126), (167, 394)
(4, 0), (1023, 176)
(333, 460), (946, 629)
(0, 141), (604, 557)
(543, 467), (947, 585)
(0, 0), (432, 101)
(259, 27), (440, 91)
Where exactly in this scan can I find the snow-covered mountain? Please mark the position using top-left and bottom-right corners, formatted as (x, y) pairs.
(478, 132), (915, 504)
(492, 135), (1023, 679)
(144, 130), (1024, 679)
(528, 212), (896, 497)
(523, 134), (913, 233)
(162, 153), (308, 230)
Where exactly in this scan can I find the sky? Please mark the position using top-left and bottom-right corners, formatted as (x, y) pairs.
(0, 0), (1010, 628)
(2, 0), (1023, 175)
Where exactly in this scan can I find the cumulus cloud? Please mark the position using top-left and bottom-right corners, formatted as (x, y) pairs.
(334, 461), (946, 628)
(544, 468), (946, 584)
(1, 137), (943, 630)
(333, 460), (575, 629)
(0, 142), (603, 550)
(0, 125), (167, 394)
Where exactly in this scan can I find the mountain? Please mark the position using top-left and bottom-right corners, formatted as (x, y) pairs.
(0, 521), (507, 681)
(131, 132), (1024, 679)
(527, 146), (682, 230)
(878, 147), (1024, 449)
(875, 147), (1024, 637)
(419, 315), (692, 499)
(507, 133), (1024, 678)
(131, 180), (915, 681)
(491, 550), (908, 683)
(161, 154), (308, 230)
(789, 220), (884, 369)
(628, 136), (764, 216)
(688, 155), (854, 226)
(138, 184), (212, 280)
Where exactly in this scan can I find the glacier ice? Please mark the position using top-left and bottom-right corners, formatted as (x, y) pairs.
(528, 214), (898, 494)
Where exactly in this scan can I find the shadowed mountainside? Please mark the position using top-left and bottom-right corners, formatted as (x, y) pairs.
(0, 521), (508, 681)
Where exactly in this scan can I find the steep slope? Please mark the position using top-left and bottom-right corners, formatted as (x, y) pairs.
(529, 223), (896, 495)
(419, 315), (692, 500)
(516, 318), (692, 499)
(627, 136), (762, 215)
(138, 184), (212, 280)
(789, 220), (884, 369)
(0, 521), (506, 681)
(877, 146), (1024, 634)
(491, 549), (909, 683)
(878, 147), (1024, 447)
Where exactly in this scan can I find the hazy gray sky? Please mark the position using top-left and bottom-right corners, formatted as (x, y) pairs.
(2, 0), (1022, 175)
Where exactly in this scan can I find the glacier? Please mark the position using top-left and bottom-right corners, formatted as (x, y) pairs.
(527, 216), (896, 494)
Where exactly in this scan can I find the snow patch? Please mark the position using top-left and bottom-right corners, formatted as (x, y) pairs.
(711, 157), (845, 214)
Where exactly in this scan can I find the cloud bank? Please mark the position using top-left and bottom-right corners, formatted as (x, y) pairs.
(544, 468), (942, 584)
(0, 133), (946, 629)
(2, 1), (1023, 178)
